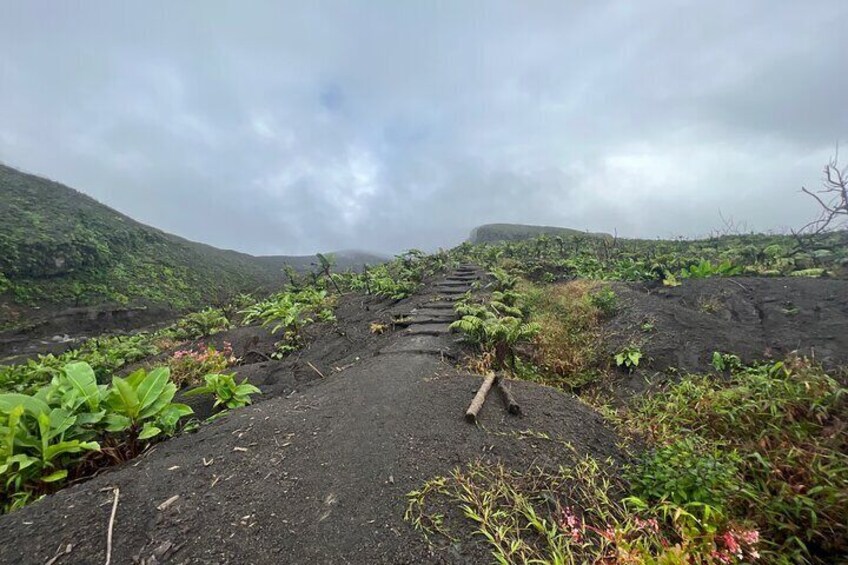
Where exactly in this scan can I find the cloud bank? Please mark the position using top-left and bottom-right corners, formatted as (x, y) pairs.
(1, 1), (846, 254)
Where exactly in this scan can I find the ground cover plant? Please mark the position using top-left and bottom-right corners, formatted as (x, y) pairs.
(516, 280), (610, 390)
(240, 287), (336, 357)
(406, 355), (845, 564)
(167, 342), (236, 388)
(450, 231), (848, 283)
(0, 361), (193, 513)
(616, 356), (848, 563)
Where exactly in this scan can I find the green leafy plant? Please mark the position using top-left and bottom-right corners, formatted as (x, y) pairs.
(104, 367), (193, 440)
(172, 308), (231, 340)
(168, 343), (235, 388)
(614, 345), (643, 371)
(587, 287), (617, 317)
(711, 351), (742, 372)
(622, 357), (848, 561)
(185, 373), (260, 410)
(451, 293), (540, 370)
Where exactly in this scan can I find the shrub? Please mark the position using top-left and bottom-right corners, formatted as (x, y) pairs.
(171, 308), (230, 340)
(0, 361), (193, 513)
(185, 373), (260, 410)
(622, 357), (848, 561)
(522, 280), (605, 388)
(168, 343), (235, 388)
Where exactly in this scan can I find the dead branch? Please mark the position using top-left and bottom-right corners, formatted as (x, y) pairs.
(495, 378), (521, 415)
(465, 372), (496, 424)
(798, 147), (848, 236)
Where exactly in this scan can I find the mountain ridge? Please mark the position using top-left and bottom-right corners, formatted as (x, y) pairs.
(0, 163), (384, 324)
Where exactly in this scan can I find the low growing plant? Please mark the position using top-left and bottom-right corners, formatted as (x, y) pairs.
(185, 373), (260, 410)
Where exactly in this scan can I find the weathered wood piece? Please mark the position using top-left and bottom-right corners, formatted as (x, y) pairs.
(465, 372), (496, 423)
(495, 378), (521, 415)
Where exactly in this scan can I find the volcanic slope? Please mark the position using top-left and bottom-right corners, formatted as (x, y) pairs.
(0, 266), (621, 564)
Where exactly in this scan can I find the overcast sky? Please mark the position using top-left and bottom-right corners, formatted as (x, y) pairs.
(1, 2), (846, 255)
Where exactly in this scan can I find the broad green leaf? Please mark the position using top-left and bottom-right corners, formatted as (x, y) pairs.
(47, 408), (77, 440)
(75, 410), (106, 426)
(182, 385), (212, 398)
(0, 393), (50, 418)
(124, 368), (147, 389)
(63, 361), (101, 411)
(137, 367), (169, 412)
(41, 469), (69, 483)
(111, 377), (140, 418)
(44, 440), (99, 461)
(139, 382), (176, 420)
(138, 424), (161, 440)
(103, 413), (132, 433)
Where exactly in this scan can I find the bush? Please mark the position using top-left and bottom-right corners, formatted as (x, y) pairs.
(167, 343), (235, 388)
(623, 357), (848, 562)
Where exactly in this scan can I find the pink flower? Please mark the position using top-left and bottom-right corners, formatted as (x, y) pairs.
(556, 506), (583, 542)
(634, 517), (659, 532)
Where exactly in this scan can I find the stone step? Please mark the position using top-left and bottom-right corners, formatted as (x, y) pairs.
(404, 323), (451, 336)
(437, 279), (473, 286)
(436, 288), (470, 296)
(379, 334), (456, 357)
(421, 302), (456, 310)
(393, 316), (455, 326)
(409, 308), (457, 318)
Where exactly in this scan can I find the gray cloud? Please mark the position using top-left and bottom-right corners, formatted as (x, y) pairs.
(1, 1), (846, 255)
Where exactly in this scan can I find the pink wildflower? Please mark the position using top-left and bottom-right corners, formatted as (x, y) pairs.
(634, 517), (659, 532)
(556, 506), (583, 542)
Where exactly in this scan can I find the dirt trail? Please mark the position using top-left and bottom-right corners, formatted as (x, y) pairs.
(0, 267), (621, 564)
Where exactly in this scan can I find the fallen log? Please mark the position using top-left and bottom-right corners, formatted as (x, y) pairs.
(495, 378), (521, 415)
(465, 372), (497, 424)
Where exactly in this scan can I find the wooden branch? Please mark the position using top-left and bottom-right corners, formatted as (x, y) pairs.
(105, 487), (119, 565)
(495, 378), (521, 416)
(465, 373), (496, 424)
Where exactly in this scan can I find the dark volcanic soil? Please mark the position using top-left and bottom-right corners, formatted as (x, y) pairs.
(601, 277), (848, 398)
(0, 268), (622, 564)
(0, 301), (177, 363)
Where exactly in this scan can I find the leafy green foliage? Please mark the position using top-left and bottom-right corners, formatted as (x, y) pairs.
(0, 361), (193, 512)
(171, 308), (230, 340)
(185, 373), (261, 410)
(103, 367), (192, 440)
(240, 288), (335, 358)
(614, 346), (643, 371)
(629, 437), (741, 514)
(451, 292), (539, 370)
(406, 456), (760, 565)
(621, 357), (848, 561)
(1, 303), (241, 394)
(450, 230), (848, 283)
(587, 287), (618, 317)
(168, 343), (235, 388)
(679, 259), (742, 279)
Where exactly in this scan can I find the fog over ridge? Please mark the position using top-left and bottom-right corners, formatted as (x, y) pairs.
(1, 1), (846, 254)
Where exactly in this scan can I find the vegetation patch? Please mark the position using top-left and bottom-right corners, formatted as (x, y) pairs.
(615, 356), (848, 563)
(406, 455), (762, 564)
(518, 280), (609, 390)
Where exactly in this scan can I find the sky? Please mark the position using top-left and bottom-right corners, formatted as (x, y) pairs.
(1, 1), (846, 255)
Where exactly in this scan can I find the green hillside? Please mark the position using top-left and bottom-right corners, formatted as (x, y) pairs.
(0, 164), (382, 324)
(469, 223), (611, 243)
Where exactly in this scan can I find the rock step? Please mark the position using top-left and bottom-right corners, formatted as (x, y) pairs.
(421, 302), (456, 310)
(404, 324), (451, 336)
(393, 316), (455, 326)
(435, 280), (472, 286)
(409, 308), (456, 317)
(435, 286), (470, 293)
(379, 334), (456, 356)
